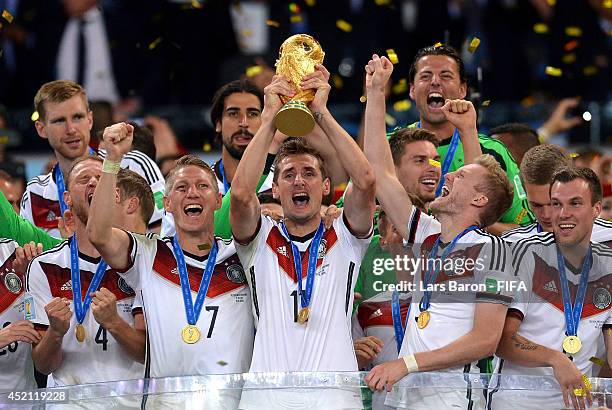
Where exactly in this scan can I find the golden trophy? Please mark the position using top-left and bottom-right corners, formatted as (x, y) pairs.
(274, 34), (325, 136)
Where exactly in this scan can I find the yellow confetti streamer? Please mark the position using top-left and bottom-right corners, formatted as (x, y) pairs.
(359, 95), (367, 103)
(2, 10), (13, 23)
(336, 19), (352, 32)
(393, 100), (411, 112)
(428, 159), (441, 168)
(191, 0), (203, 9)
(148, 37), (162, 50)
(288, 3), (299, 13)
(604, 0), (612, 8)
(546, 0), (556, 5)
(197, 243), (211, 251)
(375, 0), (392, 5)
(565, 26), (582, 37)
(266, 19), (280, 28)
(573, 374), (592, 397)
(482, 100), (491, 107)
(202, 143), (212, 153)
(468, 37), (481, 54)
(590, 356), (606, 367)
(305, 0), (316, 6)
(384, 113), (397, 127)
(246, 65), (263, 77)
(570, 152), (579, 158)
(216, 360), (228, 366)
(533, 23), (549, 34)
(392, 79), (408, 94)
(31, 111), (39, 121)
(332, 74), (343, 89)
(545, 66), (562, 77)
(434, 42), (442, 48)
(386, 49), (399, 64)
(290, 15), (302, 23)
(583, 66), (598, 76)
(562, 53), (576, 64)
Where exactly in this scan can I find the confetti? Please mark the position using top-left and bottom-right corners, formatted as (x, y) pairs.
(565, 26), (582, 37)
(359, 95), (367, 103)
(336, 19), (352, 32)
(521, 96), (536, 108)
(216, 360), (228, 366)
(242, 29), (252, 37)
(288, 3), (300, 13)
(482, 100), (491, 107)
(386, 49), (398, 64)
(429, 159), (441, 168)
(574, 374), (592, 397)
(0, 135), (8, 145)
(197, 243), (211, 251)
(605, 0), (612, 8)
(332, 74), (343, 89)
(2, 10), (13, 23)
(290, 15), (302, 23)
(246, 65), (263, 77)
(384, 113), (397, 126)
(202, 142), (212, 152)
(562, 53), (576, 64)
(434, 42), (442, 48)
(570, 152), (579, 158)
(393, 100), (411, 111)
(546, 0), (556, 5)
(564, 40), (579, 51)
(191, 0), (203, 9)
(392, 79), (408, 94)
(545, 66), (562, 77)
(266, 19), (280, 28)
(305, 0), (316, 6)
(31, 111), (39, 121)
(467, 37), (481, 54)
(583, 66), (598, 76)
(533, 23), (549, 34)
(148, 37), (162, 50)
(590, 357), (606, 367)
(375, 0), (392, 5)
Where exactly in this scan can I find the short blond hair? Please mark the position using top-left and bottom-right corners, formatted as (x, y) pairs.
(473, 155), (514, 227)
(165, 155), (218, 193)
(34, 80), (89, 121)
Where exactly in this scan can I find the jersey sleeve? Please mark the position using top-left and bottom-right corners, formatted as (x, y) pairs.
(403, 207), (441, 255)
(24, 257), (53, 327)
(132, 291), (143, 315)
(234, 215), (274, 274)
(473, 236), (514, 306)
(334, 210), (373, 262)
(351, 309), (366, 341)
(119, 232), (157, 291)
(19, 187), (33, 224)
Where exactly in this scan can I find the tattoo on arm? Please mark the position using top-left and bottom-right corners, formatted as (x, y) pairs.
(511, 333), (538, 351)
(313, 111), (324, 123)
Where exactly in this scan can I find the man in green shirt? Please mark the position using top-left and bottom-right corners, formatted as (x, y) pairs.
(405, 44), (534, 232)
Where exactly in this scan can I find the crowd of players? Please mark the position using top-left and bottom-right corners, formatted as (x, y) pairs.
(0, 43), (611, 410)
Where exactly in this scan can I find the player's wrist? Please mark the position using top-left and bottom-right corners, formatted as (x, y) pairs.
(102, 158), (121, 175)
(402, 354), (419, 374)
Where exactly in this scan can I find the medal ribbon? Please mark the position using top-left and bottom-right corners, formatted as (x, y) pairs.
(69, 235), (108, 324)
(419, 225), (479, 312)
(54, 164), (68, 216)
(172, 236), (218, 326)
(391, 290), (411, 352)
(218, 160), (230, 193)
(556, 245), (592, 337)
(536, 223), (543, 233)
(281, 220), (325, 310)
(417, 122), (460, 197)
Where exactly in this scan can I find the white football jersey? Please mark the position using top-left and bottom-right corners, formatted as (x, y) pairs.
(212, 157), (274, 196)
(25, 238), (144, 386)
(489, 234), (612, 410)
(502, 218), (612, 246)
(0, 238), (36, 392)
(20, 172), (62, 239)
(352, 291), (411, 410)
(235, 213), (372, 410)
(387, 207), (514, 409)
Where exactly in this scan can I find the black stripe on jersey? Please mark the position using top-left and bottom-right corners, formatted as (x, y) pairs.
(463, 364), (474, 410)
(26, 174), (52, 187)
(249, 267), (260, 319)
(472, 230), (505, 271)
(345, 262), (355, 315)
(125, 151), (161, 185)
(407, 208), (421, 244)
(0, 238), (15, 245)
(140, 290), (151, 410)
(595, 218), (612, 228)
(593, 243), (612, 257)
(486, 359), (504, 410)
(24, 240), (69, 292)
(501, 223), (537, 238)
(511, 233), (555, 273)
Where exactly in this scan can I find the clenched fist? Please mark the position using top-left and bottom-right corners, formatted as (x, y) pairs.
(45, 298), (72, 336)
(102, 122), (134, 162)
(91, 287), (121, 330)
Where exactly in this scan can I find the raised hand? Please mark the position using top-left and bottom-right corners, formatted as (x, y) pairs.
(365, 54), (393, 93)
(0, 320), (41, 349)
(91, 287), (121, 330)
(441, 99), (477, 134)
(14, 242), (43, 275)
(263, 75), (295, 116)
(102, 122), (134, 162)
(302, 64), (331, 115)
(45, 298), (72, 337)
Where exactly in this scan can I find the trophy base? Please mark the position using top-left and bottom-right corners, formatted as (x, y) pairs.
(274, 101), (315, 137)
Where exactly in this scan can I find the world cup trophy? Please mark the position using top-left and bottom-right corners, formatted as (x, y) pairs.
(274, 34), (325, 136)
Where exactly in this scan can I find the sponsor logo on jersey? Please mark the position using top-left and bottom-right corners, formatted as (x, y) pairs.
(61, 280), (73, 291)
(118, 277), (134, 294)
(226, 264), (246, 284)
(277, 246), (288, 257)
(171, 267), (178, 275)
(543, 280), (558, 293)
(46, 210), (57, 222)
(594, 287), (611, 310)
(318, 239), (327, 259)
(369, 308), (383, 320)
(4, 272), (22, 294)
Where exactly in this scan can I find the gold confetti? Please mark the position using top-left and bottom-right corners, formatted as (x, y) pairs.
(574, 374), (592, 397)
(565, 26), (582, 37)
(375, 0), (392, 5)
(266, 19), (280, 28)
(203, 142), (212, 152)
(428, 159), (441, 168)
(288, 3), (300, 13)
(562, 53), (576, 64)
(290, 15), (302, 23)
(482, 100), (491, 107)
(545, 66), (562, 77)
(0, 135), (8, 145)
(533, 23), (549, 34)
(604, 0), (612, 8)
(393, 100), (411, 111)
(564, 40), (579, 51)
(570, 152), (579, 158)
(583, 66), (598, 76)
(392, 79), (408, 94)
(384, 113), (397, 126)
(546, 0), (556, 5)
(31, 111), (39, 121)
(386, 49), (398, 64)
(305, 0), (316, 6)
(434, 42), (442, 48)
(2, 10), (13, 23)
(246, 65), (263, 77)
(148, 37), (162, 50)
(191, 0), (203, 9)
(590, 356), (606, 367)
(359, 95), (367, 103)
(216, 360), (228, 366)
(336, 19), (353, 32)
(197, 243), (211, 251)
(468, 37), (481, 54)
(242, 29), (252, 37)
(332, 74), (343, 89)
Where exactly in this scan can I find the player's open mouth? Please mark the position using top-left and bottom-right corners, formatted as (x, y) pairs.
(559, 223), (576, 232)
(87, 193), (94, 205)
(184, 204), (203, 216)
(292, 193), (310, 207)
(420, 178), (437, 188)
(440, 185), (450, 197)
(427, 92), (445, 109)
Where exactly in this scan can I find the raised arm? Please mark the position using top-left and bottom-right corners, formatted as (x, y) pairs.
(87, 123), (134, 270)
(440, 99), (482, 165)
(363, 55), (412, 239)
(230, 75), (293, 242)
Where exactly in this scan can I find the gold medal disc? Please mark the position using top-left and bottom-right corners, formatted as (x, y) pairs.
(417, 311), (430, 329)
(75, 324), (86, 343)
(181, 325), (201, 344)
(297, 307), (310, 325)
(563, 335), (582, 355)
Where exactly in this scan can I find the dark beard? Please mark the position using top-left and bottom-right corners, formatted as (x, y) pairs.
(222, 140), (246, 160)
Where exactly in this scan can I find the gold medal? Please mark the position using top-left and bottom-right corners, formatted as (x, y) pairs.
(181, 325), (201, 344)
(297, 307), (310, 325)
(417, 311), (430, 329)
(75, 324), (86, 343)
(563, 335), (582, 355)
